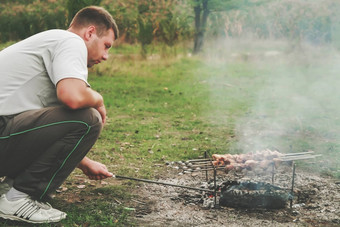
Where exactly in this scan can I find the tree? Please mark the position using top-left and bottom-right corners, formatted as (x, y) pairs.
(137, 17), (153, 58)
(136, 1), (154, 58)
(192, 0), (209, 54)
(191, 0), (266, 54)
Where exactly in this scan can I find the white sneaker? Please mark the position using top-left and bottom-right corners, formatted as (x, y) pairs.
(0, 194), (66, 223)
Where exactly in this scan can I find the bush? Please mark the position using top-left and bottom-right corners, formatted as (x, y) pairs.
(66, 0), (103, 24)
(101, 0), (194, 45)
(208, 0), (338, 45)
(0, 0), (67, 42)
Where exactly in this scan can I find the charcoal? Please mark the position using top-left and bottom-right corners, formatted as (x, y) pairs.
(219, 181), (290, 209)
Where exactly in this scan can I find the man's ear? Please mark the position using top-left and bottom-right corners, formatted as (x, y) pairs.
(84, 25), (96, 41)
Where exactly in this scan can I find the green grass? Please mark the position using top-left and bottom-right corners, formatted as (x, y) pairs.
(1, 40), (340, 226)
(51, 186), (134, 226)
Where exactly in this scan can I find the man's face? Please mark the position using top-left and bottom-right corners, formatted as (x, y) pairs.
(87, 28), (115, 68)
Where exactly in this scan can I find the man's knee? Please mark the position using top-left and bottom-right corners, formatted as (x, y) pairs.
(79, 108), (103, 138)
(82, 108), (102, 127)
(53, 106), (102, 128)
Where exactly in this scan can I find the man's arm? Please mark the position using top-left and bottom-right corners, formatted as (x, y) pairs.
(57, 78), (111, 180)
(56, 78), (106, 123)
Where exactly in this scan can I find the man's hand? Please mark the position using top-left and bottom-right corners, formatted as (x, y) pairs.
(78, 157), (113, 180)
(96, 104), (106, 124)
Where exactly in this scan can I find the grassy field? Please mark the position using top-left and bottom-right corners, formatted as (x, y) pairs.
(1, 39), (340, 226)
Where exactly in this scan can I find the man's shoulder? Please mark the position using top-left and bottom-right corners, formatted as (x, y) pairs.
(36, 29), (81, 40)
(26, 29), (85, 52)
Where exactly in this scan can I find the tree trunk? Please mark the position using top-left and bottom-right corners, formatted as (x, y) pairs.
(193, 0), (209, 54)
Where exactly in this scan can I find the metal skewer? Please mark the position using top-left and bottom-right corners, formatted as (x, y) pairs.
(187, 158), (210, 162)
(112, 175), (215, 193)
(290, 163), (296, 208)
(170, 153), (320, 173)
(188, 167), (225, 172)
(282, 151), (314, 156)
(186, 163), (213, 168)
(276, 154), (321, 161)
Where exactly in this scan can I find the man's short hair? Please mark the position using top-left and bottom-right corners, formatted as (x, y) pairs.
(69, 6), (119, 40)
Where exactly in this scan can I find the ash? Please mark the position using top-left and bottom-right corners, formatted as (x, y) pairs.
(130, 165), (340, 227)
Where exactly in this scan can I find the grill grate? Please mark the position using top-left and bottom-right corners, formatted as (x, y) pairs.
(167, 150), (320, 209)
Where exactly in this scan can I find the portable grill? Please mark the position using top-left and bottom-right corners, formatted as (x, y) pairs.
(168, 151), (320, 208)
(114, 150), (320, 209)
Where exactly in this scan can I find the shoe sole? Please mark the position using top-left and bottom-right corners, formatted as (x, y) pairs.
(0, 212), (66, 224)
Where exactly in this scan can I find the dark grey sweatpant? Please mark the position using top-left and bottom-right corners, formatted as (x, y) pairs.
(0, 106), (102, 200)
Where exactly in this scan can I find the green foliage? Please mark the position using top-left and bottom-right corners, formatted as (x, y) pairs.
(0, 0), (67, 42)
(1, 0), (340, 54)
(101, 0), (139, 43)
(66, 0), (103, 24)
(137, 17), (153, 58)
(158, 16), (178, 47)
(155, 3), (193, 46)
(101, 0), (193, 55)
(205, 0), (338, 45)
(1, 0), (35, 3)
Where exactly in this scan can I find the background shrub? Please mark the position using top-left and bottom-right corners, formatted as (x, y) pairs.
(66, 0), (103, 24)
(0, 0), (67, 42)
(1, 0), (340, 50)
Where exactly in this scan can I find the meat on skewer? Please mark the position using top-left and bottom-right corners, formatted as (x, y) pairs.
(212, 149), (283, 172)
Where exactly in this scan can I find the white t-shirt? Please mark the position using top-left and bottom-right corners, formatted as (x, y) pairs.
(0, 29), (89, 115)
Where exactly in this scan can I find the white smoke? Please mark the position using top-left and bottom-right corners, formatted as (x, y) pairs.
(202, 38), (340, 157)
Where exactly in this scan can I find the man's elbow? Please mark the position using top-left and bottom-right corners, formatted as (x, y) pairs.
(64, 100), (82, 110)
(58, 94), (84, 110)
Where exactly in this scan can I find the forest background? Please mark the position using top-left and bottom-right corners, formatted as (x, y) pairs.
(1, 0), (339, 54)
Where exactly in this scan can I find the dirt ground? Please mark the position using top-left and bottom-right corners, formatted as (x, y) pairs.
(2, 163), (337, 226)
(125, 165), (340, 227)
